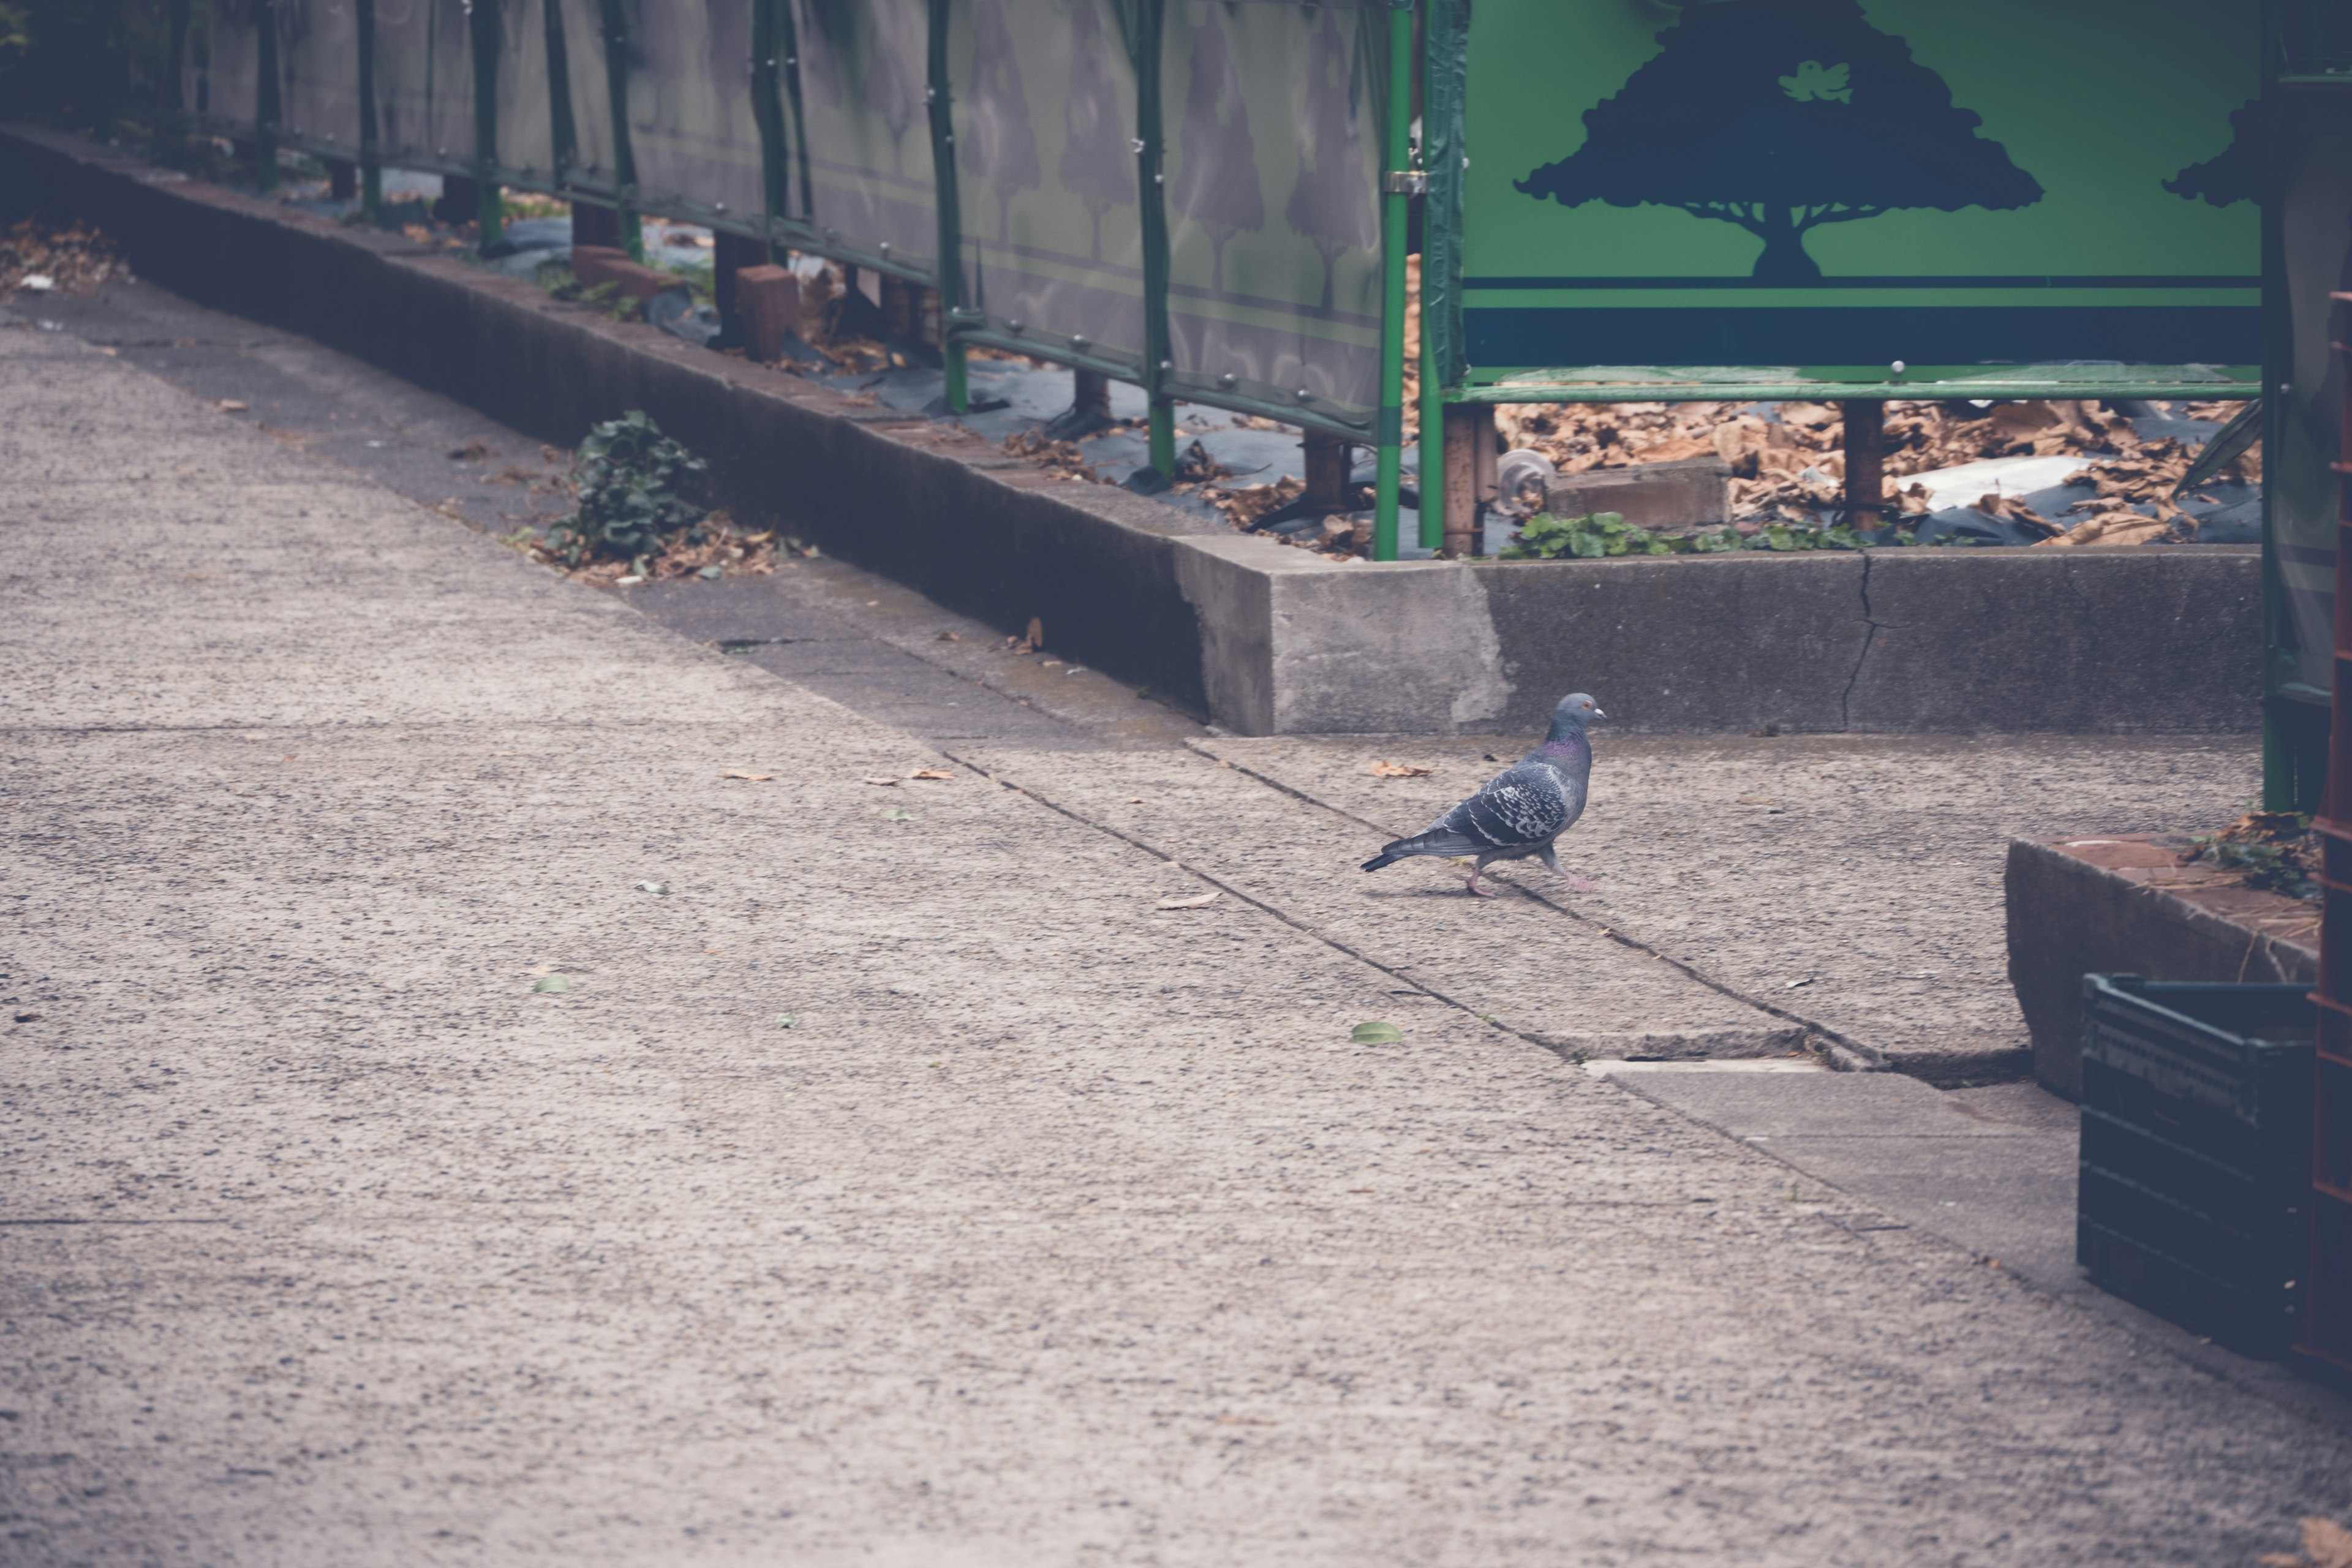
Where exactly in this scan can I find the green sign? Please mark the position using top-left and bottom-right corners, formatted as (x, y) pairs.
(1455, 0), (2260, 394)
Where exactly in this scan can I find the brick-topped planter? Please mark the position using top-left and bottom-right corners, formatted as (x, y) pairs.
(2007, 835), (2318, 1098)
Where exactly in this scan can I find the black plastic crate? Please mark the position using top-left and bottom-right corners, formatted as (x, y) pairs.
(2078, 974), (2313, 1357)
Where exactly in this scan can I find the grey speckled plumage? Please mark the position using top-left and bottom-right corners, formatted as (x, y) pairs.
(1360, 693), (1603, 897)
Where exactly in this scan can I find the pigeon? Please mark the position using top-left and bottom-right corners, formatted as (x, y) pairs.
(1360, 692), (1603, 898)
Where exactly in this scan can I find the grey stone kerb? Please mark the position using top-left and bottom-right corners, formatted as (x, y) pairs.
(1174, 540), (2261, 737)
(1174, 536), (1509, 735)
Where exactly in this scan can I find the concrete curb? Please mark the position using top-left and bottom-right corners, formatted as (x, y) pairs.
(2, 125), (2264, 738)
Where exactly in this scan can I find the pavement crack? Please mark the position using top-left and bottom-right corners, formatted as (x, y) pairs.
(1840, 550), (1878, 733)
(1190, 742), (1888, 1072)
(936, 746), (1569, 1059)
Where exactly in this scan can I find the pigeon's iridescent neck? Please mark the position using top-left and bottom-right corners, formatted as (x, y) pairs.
(1534, 728), (1589, 765)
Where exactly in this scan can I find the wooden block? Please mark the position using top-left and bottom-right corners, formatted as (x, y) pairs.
(568, 246), (676, 311)
(735, 263), (804, 363)
(1545, 455), (1730, 531)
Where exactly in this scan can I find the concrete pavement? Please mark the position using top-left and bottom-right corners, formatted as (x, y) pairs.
(5, 309), (2350, 1565)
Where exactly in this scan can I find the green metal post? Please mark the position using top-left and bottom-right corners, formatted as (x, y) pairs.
(1419, 0), (1469, 551)
(356, 0), (380, 217)
(545, 0), (578, 184)
(1135, 0), (1176, 476)
(255, 0), (279, 192)
(1371, 2), (1412, 561)
(598, 0), (643, 260)
(470, 0), (503, 244)
(777, 0), (813, 221)
(751, 0), (786, 255)
(927, 0), (968, 412)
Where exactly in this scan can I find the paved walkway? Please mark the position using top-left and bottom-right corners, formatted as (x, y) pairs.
(5, 313), (2350, 1566)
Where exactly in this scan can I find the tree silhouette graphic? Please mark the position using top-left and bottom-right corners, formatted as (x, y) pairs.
(865, 0), (922, 176)
(1058, 0), (1133, 262)
(1284, 9), (1379, 312)
(962, 0), (1040, 240)
(2166, 98), (2258, 208)
(1517, 0), (2041, 282)
(1171, 6), (1262, 295)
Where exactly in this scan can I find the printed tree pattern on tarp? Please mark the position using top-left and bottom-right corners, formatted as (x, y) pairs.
(1163, 0), (1387, 425)
(951, 0), (1146, 371)
(486, 0), (557, 187)
(273, 0), (363, 155)
(1060, 0), (1132, 262)
(788, 0), (935, 276)
(1516, 0), (2040, 282)
(622, 0), (764, 228)
(548, 0), (615, 194)
(371, 0), (475, 174)
(2168, 99), (2259, 209)
(183, 0), (262, 130)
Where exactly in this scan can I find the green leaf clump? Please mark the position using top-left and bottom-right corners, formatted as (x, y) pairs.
(546, 410), (709, 567)
(1501, 511), (1939, 559)
(1499, 511), (1744, 560)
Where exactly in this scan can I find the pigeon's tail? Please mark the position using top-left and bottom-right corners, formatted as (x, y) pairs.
(1360, 827), (1483, 873)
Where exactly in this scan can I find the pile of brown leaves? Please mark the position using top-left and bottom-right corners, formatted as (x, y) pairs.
(520, 508), (783, 587)
(1, 217), (131, 295)
(1491, 396), (2258, 539)
(1001, 427), (1099, 482)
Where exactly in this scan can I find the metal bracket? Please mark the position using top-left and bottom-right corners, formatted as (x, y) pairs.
(1381, 170), (1428, 196)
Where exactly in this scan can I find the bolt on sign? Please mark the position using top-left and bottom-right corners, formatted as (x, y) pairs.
(1437, 0), (2260, 402)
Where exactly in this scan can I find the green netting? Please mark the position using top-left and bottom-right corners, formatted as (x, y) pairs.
(1161, 0), (1387, 427)
(488, 0), (559, 187)
(787, 0), (937, 278)
(2273, 102), (2352, 701)
(622, 0), (767, 230)
(183, 0), (263, 132)
(949, 0), (1146, 373)
(276, 0), (364, 158)
(372, 0), (475, 175)
(547, 0), (617, 195)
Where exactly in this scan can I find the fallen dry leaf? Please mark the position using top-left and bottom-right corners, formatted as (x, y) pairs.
(1156, 891), (1223, 910)
(907, 768), (954, 781)
(719, 769), (774, 782)
(2261, 1517), (2352, 1568)
(216, 399), (248, 412)
(1370, 761), (1433, 778)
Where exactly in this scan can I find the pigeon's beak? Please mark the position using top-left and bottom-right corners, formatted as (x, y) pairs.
(1593, 707), (1607, 720)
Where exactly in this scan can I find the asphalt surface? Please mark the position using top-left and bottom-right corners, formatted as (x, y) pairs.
(6, 284), (2350, 1566)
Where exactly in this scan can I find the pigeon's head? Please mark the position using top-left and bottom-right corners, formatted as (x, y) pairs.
(1551, 693), (1605, 734)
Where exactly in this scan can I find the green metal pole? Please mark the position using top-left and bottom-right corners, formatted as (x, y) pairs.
(1371, 2), (1412, 561)
(356, 0), (380, 217)
(1420, 0), (1467, 551)
(926, 0), (968, 412)
(1136, 0), (1176, 476)
(470, 0), (503, 244)
(751, 0), (785, 256)
(598, 0), (643, 260)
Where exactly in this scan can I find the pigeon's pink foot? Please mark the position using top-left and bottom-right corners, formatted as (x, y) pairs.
(1557, 873), (1598, 894)
(1463, 872), (1498, 899)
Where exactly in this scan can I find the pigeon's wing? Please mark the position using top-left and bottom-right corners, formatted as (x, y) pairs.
(1436, 763), (1570, 850)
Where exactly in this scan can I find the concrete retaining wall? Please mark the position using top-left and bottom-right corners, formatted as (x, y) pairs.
(2, 125), (2265, 738)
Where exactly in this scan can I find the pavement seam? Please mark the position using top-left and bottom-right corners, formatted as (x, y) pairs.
(934, 745), (1578, 1063)
(1187, 739), (1892, 1072)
